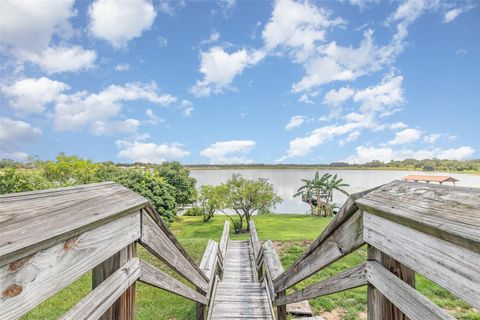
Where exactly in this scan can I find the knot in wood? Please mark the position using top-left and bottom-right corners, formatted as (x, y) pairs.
(2, 284), (22, 298)
(64, 236), (78, 251)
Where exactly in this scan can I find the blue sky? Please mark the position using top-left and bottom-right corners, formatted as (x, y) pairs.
(0, 0), (478, 164)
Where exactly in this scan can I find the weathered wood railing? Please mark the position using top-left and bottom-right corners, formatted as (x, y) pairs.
(252, 180), (480, 320)
(0, 182), (227, 320)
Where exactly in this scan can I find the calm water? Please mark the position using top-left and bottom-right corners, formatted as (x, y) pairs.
(190, 169), (480, 214)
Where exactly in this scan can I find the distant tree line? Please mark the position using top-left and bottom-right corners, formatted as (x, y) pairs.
(0, 153), (197, 225)
(183, 159), (480, 173)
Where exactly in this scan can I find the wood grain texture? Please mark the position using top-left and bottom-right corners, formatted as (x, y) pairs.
(140, 212), (209, 293)
(356, 180), (480, 253)
(139, 260), (208, 305)
(363, 211), (480, 309)
(219, 220), (230, 262)
(61, 258), (140, 320)
(92, 243), (137, 320)
(274, 210), (365, 292)
(0, 182), (146, 265)
(366, 261), (455, 320)
(367, 246), (414, 320)
(275, 186), (377, 284)
(142, 205), (208, 282)
(249, 221), (261, 262)
(277, 262), (367, 306)
(0, 212), (141, 319)
(208, 241), (274, 319)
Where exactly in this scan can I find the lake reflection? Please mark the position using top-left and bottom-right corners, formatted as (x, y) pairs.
(190, 169), (480, 214)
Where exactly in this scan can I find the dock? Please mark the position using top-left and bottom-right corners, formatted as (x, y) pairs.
(0, 180), (479, 319)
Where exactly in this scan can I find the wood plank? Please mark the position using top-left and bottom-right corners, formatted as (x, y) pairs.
(140, 211), (209, 293)
(249, 220), (261, 261)
(92, 242), (137, 320)
(219, 220), (230, 261)
(262, 240), (284, 281)
(0, 212), (141, 319)
(139, 260), (207, 305)
(366, 261), (454, 320)
(356, 180), (480, 253)
(276, 262), (367, 306)
(367, 246), (415, 320)
(142, 205), (208, 283)
(274, 210), (365, 292)
(61, 258), (140, 320)
(363, 211), (480, 309)
(199, 240), (219, 281)
(0, 182), (147, 265)
(280, 187), (377, 278)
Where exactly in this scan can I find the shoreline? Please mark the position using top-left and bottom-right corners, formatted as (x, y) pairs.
(186, 165), (480, 175)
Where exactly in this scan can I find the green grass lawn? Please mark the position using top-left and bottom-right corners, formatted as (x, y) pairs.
(22, 214), (478, 320)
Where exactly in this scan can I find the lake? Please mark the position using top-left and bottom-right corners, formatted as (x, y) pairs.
(190, 169), (480, 214)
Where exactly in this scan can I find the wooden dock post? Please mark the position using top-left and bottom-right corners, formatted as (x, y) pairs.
(93, 242), (137, 320)
(367, 246), (415, 320)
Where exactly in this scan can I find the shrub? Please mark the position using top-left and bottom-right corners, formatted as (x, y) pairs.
(183, 207), (204, 216)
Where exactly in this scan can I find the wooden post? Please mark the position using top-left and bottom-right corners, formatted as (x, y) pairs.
(367, 245), (415, 320)
(93, 242), (137, 320)
(196, 287), (206, 320)
(276, 291), (287, 320)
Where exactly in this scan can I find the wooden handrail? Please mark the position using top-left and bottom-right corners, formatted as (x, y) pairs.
(0, 183), (211, 320)
(272, 181), (480, 320)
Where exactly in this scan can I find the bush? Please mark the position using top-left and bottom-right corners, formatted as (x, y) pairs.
(183, 207), (204, 216)
(0, 154), (199, 225)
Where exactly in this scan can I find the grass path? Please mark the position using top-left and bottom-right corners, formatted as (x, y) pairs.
(22, 214), (478, 320)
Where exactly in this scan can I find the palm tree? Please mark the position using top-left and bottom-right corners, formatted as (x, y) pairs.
(294, 172), (331, 215)
(294, 172), (350, 216)
(323, 174), (349, 215)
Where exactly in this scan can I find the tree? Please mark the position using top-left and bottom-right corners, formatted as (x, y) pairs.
(294, 172), (349, 217)
(224, 174), (281, 233)
(156, 161), (197, 205)
(0, 168), (52, 194)
(197, 184), (227, 222)
(323, 174), (349, 216)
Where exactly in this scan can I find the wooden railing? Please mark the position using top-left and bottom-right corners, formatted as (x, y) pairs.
(0, 182), (226, 320)
(252, 180), (480, 320)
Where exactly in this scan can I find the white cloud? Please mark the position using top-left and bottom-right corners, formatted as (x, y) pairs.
(292, 29), (398, 92)
(115, 63), (131, 71)
(0, 1), (96, 74)
(23, 46), (97, 74)
(285, 115), (305, 130)
(0, 0), (75, 52)
(424, 133), (441, 144)
(88, 0), (157, 48)
(345, 0), (380, 8)
(201, 32), (221, 45)
(345, 145), (475, 163)
(280, 121), (365, 160)
(2, 77), (70, 114)
(201, 140), (256, 164)
(0, 117), (42, 143)
(262, 0), (345, 62)
(90, 119), (140, 135)
(145, 108), (165, 125)
(339, 130), (361, 146)
(191, 47), (265, 97)
(54, 82), (176, 133)
(179, 100), (194, 117)
(116, 140), (190, 163)
(323, 87), (355, 107)
(389, 128), (421, 145)
(443, 5), (474, 23)
(353, 73), (404, 115)
(389, 122), (408, 130)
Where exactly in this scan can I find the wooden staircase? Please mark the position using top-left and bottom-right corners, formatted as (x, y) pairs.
(208, 240), (274, 319)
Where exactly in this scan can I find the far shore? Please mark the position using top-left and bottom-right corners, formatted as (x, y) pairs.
(186, 164), (480, 175)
